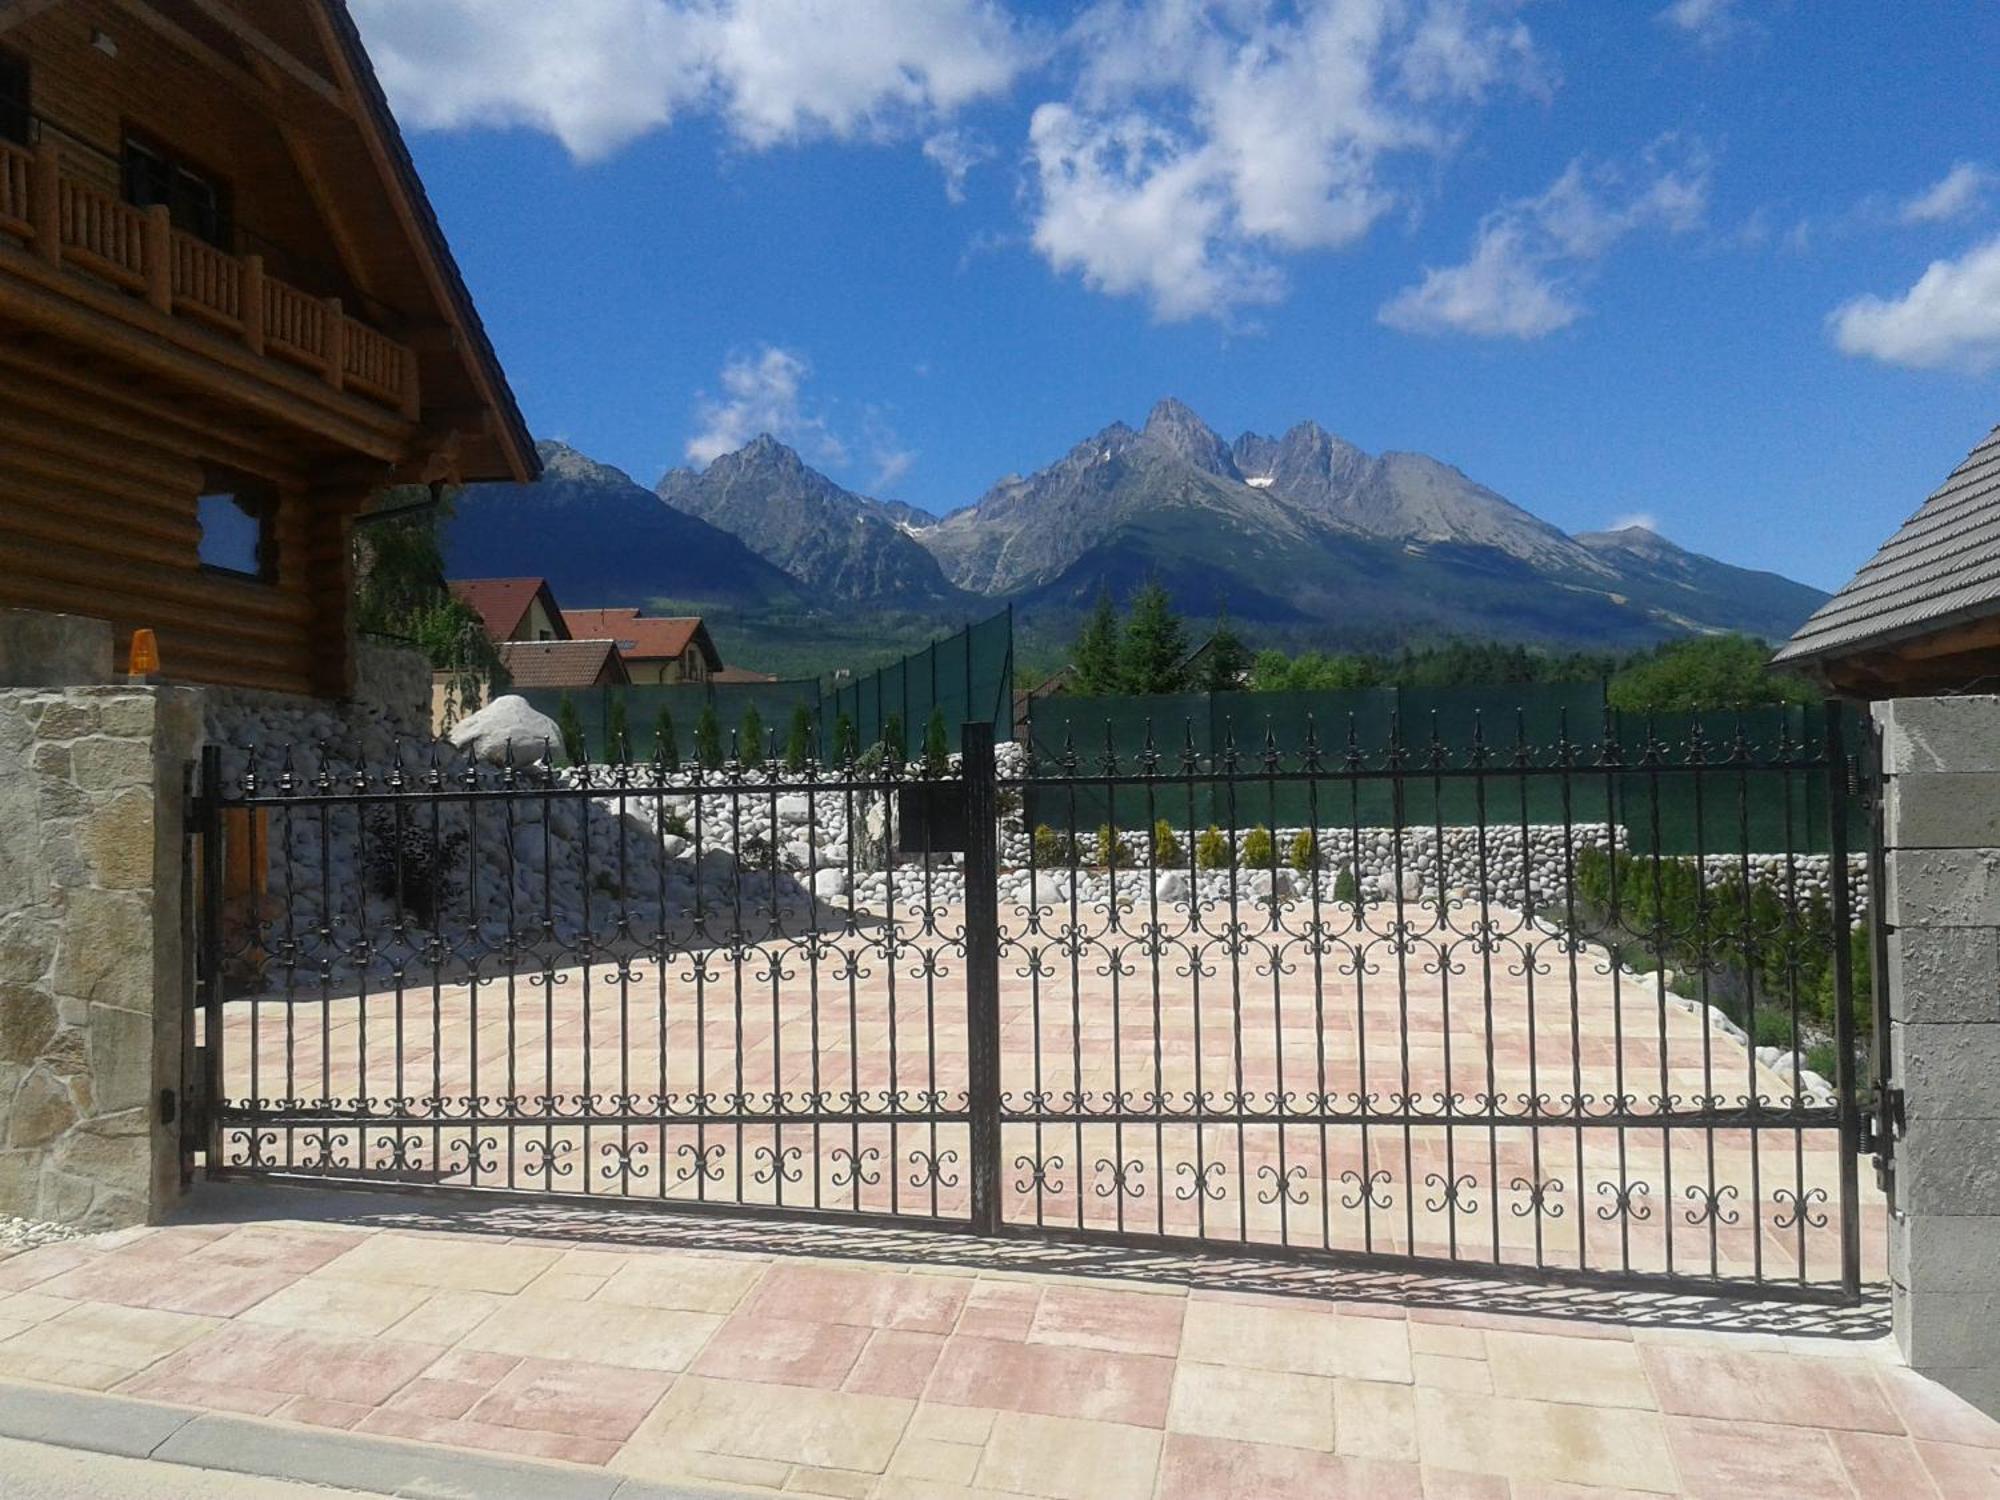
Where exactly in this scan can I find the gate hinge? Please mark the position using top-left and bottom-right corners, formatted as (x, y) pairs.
(1860, 1084), (1905, 1156)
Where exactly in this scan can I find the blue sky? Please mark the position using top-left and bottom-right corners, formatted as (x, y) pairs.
(352, 0), (2000, 591)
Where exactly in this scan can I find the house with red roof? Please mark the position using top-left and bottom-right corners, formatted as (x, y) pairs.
(560, 608), (723, 686)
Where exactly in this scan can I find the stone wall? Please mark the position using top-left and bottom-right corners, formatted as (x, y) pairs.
(0, 685), (200, 1229)
(352, 638), (434, 738)
(1878, 696), (2000, 1419)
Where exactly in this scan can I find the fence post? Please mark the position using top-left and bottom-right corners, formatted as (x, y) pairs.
(196, 744), (226, 1177)
(961, 721), (1003, 1236)
(1826, 700), (1863, 1298)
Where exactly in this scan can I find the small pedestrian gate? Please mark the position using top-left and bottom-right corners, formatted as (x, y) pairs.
(189, 709), (1876, 1302)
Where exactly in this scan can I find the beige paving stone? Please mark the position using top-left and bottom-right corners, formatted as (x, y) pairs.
(1409, 1321), (1488, 1359)
(890, 1436), (985, 1484)
(383, 1290), (507, 1345)
(1181, 1301), (1412, 1382)
(518, 1269), (610, 1302)
(460, 1299), (721, 1373)
(785, 1463), (875, 1497)
(1167, 1362), (1336, 1451)
(624, 1374), (913, 1473)
(0, 1292), (77, 1327)
(316, 1234), (562, 1294)
(1335, 1378), (1419, 1462)
(596, 1255), (768, 1314)
(1485, 1331), (1654, 1409)
(1414, 1352), (1492, 1393)
(237, 1277), (432, 1336)
(1415, 1387), (1678, 1494)
(908, 1402), (999, 1444)
(0, 1302), (218, 1390)
(975, 1411), (1162, 1500)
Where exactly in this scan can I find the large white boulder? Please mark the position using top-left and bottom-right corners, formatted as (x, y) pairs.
(448, 695), (563, 768)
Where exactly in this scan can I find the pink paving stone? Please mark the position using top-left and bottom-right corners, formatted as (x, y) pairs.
(1916, 1440), (2000, 1495)
(690, 1314), (870, 1390)
(355, 1405), (621, 1467)
(468, 1358), (673, 1442)
(1830, 1431), (1944, 1498)
(180, 1227), (365, 1277)
(0, 1243), (101, 1291)
(1156, 1434), (1424, 1500)
(1639, 1344), (1902, 1433)
(113, 1369), (287, 1417)
(1664, 1416), (1853, 1500)
(35, 1255), (301, 1319)
(743, 1263), (968, 1333)
(272, 1396), (374, 1431)
(1877, 1366), (2000, 1449)
(145, 1323), (447, 1407)
(1408, 1307), (1631, 1342)
(1029, 1285), (1186, 1357)
(956, 1280), (1041, 1340)
(843, 1329), (946, 1397)
(383, 1376), (491, 1420)
(926, 1335), (1176, 1427)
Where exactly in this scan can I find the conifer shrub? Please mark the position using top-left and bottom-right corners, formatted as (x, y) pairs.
(1196, 826), (1232, 871)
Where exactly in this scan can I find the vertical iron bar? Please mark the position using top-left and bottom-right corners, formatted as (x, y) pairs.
(963, 723), (1002, 1235)
(1827, 702), (1862, 1298)
(197, 745), (225, 1175)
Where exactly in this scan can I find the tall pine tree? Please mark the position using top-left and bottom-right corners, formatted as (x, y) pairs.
(1071, 589), (1123, 695)
(1198, 606), (1253, 692)
(1120, 581), (1191, 694)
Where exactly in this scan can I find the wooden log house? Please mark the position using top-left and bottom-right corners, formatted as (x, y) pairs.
(0, 0), (536, 697)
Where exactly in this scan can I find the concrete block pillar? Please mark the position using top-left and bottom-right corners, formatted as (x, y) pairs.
(0, 683), (202, 1229)
(1878, 695), (2000, 1418)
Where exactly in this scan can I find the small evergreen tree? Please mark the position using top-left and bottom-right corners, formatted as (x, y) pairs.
(1196, 826), (1232, 871)
(1121, 581), (1191, 694)
(1332, 865), (1359, 903)
(785, 703), (814, 771)
(740, 704), (766, 767)
(652, 705), (679, 767)
(1152, 819), (1182, 866)
(1096, 823), (1125, 868)
(1288, 828), (1318, 874)
(923, 707), (950, 769)
(881, 712), (906, 763)
(833, 711), (858, 763)
(606, 693), (631, 762)
(1032, 824), (1074, 866)
(555, 693), (586, 766)
(1071, 589), (1123, 695)
(1198, 606), (1253, 692)
(1242, 826), (1275, 867)
(695, 701), (724, 769)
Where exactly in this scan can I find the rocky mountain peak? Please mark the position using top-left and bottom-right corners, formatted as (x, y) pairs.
(1142, 398), (1240, 479)
(534, 440), (638, 489)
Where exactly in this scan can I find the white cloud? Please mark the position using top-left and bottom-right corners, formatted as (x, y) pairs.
(1656, 0), (1746, 48)
(348, 0), (1032, 161)
(1026, 0), (1548, 322)
(1900, 162), (1994, 226)
(1380, 142), (1710, 339)
(922, 128), (997, 203)
(686, 346), (848, 465)
(1829, 233), (2000, 373)
(1610, 510), (1660, 533)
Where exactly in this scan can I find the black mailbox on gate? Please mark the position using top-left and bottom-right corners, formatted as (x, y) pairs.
(898, 781), (970, 854)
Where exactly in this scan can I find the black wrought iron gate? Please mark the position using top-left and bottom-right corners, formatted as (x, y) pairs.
(190, 709), (1875, 1301)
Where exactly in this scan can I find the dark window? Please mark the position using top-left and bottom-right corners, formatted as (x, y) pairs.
(0, 52), (27, 147)
(198, 484), (275, 580)
(122, 136), (230, 247)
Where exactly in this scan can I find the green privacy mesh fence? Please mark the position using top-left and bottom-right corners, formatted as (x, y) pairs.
(520, 608), (1016, 765)
(821, 607), (1015, 759)
(1025, 685), (1850, 856)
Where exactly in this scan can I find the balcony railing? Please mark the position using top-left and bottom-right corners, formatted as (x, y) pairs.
(0, 136), (420, 420)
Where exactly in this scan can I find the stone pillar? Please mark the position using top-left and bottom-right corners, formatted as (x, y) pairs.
(1878, 695), (2000, 1418)
(0, 684), (201, 1229)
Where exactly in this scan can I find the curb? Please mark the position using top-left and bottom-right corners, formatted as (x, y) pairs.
(0, 1379), (750, 1500)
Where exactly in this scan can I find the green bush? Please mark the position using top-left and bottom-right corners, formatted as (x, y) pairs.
(1096, 823), (1124, 868)
(1288, 828), (1318, 874)
(661, 809), (690, 837)
(1152, 819), (1182, 866)
(881, 713), (906, 762)
(1332, 864), (1359, 903)
(695, 703), (723, 769)
(832, 711), (858, 763)
(924, 707), (950, 769)
(785, 704), (814, 771)
(606, 694), (630, 762)
(1242, 826), (1275, 867)
(653, 706), (679, 767)
(1196, 826), (1232, 871)
(740, 705), (765, 767)
(1032, 824), (1074, 866)
(555, 694), (585, 766)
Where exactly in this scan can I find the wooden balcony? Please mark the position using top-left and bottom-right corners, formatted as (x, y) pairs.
(0, 136), (419, 421)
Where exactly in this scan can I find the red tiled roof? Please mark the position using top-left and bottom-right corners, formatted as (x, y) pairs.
(494, 638), (629, 689)
(560, 609), (721, 669)
(710, 665), (778, 683)
(450, 578), (566, 642)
